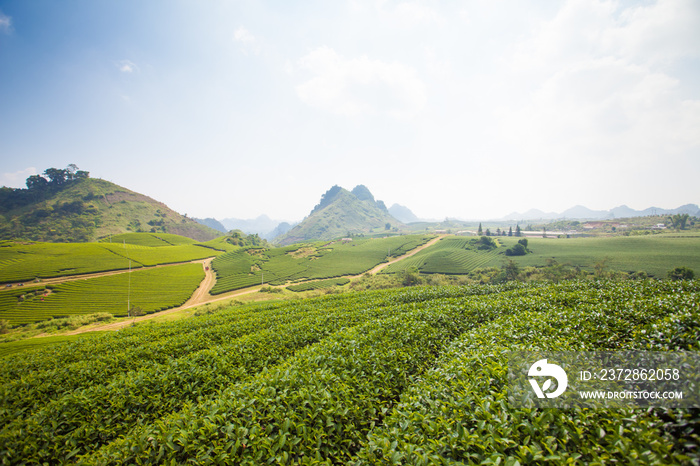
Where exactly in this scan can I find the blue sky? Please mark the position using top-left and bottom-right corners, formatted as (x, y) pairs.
(1, 0), (698, 221)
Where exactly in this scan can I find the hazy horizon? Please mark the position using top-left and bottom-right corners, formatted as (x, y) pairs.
(1, 1), (698, 221)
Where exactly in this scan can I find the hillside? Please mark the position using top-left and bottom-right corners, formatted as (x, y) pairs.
(0, 176), (220, 242)
(274, 185), (403, 245)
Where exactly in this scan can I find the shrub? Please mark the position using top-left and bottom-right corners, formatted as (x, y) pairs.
(505, 243), (527, 256)
(668, 266), (695, 280)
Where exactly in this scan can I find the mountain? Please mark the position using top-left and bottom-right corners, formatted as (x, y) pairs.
(266, 221), (295, 240)
(193, 217), (228, 233)
(502, 203), (700, 221)
(389, 203), (419, 223)
(0, 176), (221, 242)
(560, 205), (609, 219)
(220, 215), (282, 237)
(503, 208), (559, 220)
(274, 185), (402, 245)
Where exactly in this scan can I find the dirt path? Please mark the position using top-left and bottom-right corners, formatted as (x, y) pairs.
(365, 235), (445, 275)
(65, 235), (448, 335)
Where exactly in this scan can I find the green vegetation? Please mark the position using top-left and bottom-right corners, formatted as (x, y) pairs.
(0, 280), (696, 463)
(668, 266), (695, 280)
(0, 264), (204, 325)
(382, 234), (700, 279)
(211, 235), (433, 294)
(286, 277), (350, 292)
(382, 236), (501, 275)
(0, 333), (107, 358)
(0, 239), (218, 283)
(100, 232), (197, 247)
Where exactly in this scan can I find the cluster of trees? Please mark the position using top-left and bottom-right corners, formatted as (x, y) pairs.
(667, 214), (690, 230)
(477, 223), (522, 237)
(25, 164), (89, 192)
(0, 164), (89, 212)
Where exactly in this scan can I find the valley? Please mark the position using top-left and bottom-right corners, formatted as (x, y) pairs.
(0, 170), (698, 465)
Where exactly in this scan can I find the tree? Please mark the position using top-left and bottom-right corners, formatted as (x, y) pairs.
(502, 259), (520, 281)
(668, 267), (694, 280)
(43, 167), (68, 187)
(26, 175), (49, 191)
(508, 226), (513, 237)
(542, 227), (547, 238)
(515, 225), (522, 237)
(477, 223), (483, 235)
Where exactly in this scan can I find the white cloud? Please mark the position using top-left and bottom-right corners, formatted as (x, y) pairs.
(513, 0), (700, 72)
(116, 59), (139, 73)
(1, 167), (37, 188)
(499, 0), (700, 174)
(233, 27), (260, 55)
(295, 46), (426, 118)
(0, 11), (11, 34)
(348, 0), (443, 27)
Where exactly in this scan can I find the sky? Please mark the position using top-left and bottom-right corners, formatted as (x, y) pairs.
(1, 0), (699, 222)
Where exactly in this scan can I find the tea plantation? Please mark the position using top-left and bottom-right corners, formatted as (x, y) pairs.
(210, 234), (432, 294)
(0, 239), (218, 283)
(0, 279), (697, 464)
(0, 263), (205, 324)
(381, 234), (700, 279)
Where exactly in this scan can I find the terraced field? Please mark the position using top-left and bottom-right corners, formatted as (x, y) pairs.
(0, 239), (218, 283)
(211, 235), (433, 294)
(0, 263), (205, 325)
(381, 236), (503, 275)
(0, 280), (696, 464)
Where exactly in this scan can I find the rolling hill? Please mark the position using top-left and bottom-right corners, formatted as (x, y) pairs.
(274, 185), (403, 245)
(0, 175), (220, 242)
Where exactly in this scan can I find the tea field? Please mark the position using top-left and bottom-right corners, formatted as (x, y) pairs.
(0, 238), (220, 284)
(0, 263), (205, 325)
(0, 280), (697, 464)
(381, 234), (700, 278)
(210, 234), (433, 294)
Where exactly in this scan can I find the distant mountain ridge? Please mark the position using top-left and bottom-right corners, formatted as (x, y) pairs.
(274, 185), (402, 245)
(193, 217), (228, 233)
(502, 204), (700, 221)
(389, 203), (419, 223)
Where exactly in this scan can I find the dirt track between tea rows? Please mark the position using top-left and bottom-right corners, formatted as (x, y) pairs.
(65, 235), (447, 334)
